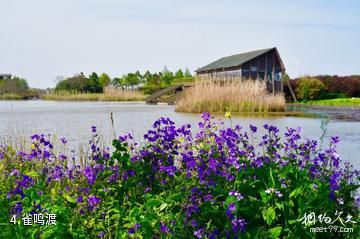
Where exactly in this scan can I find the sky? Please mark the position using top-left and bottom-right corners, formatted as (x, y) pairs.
(0, 0), (359, 88)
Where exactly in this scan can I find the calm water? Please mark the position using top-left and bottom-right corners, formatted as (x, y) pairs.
(0, 100), (359, 168)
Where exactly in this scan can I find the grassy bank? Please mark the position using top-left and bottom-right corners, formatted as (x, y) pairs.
(42, 87), (146, 101)
(176, 80), (285, 113)
(295, 97), (360, 107)
(0, 93), (22, 100)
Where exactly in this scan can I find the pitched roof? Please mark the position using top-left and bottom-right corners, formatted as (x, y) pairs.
(196, 47), (277, 73)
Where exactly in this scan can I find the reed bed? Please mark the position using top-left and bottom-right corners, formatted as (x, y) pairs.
(176, 79), (285, 113)
(42, 87), (146, 101)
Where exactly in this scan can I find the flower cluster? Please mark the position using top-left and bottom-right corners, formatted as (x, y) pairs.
(0, 113), (358, 238)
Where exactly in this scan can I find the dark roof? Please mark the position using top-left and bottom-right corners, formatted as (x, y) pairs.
(0, 73), (12, 77)
(196, 47), (279, 73)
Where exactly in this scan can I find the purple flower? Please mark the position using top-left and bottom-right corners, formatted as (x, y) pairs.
(231, 217), (247, 233)
(201, 112), (211, 121)
(228, 203), (236, 212)
(128, 224), (141, 234)
(97, 232), (105, 237)
(250, 124), (257, 133)
(194, 228), (205, 238)
(87, 195), (101, 208)
(160, 222), (170, 234)
(11, 202), (23, 215)
(331, 136), (340, 144)
(76, 196), (83, 203)
(59, 136), (67, 144)
(91, 126), (97, 133)
(83, 166), (96, 185)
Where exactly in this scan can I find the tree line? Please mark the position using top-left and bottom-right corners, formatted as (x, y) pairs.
(0, 76), (29, 95)
(55, 67), (193, 94)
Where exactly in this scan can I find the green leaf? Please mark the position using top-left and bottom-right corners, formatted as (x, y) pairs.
(264, 207), (276, 225)
(63, 193), (75, 203)
(145, 199), (162, 208)
(260, 191), (271, 204)
(24, 171), (38, 177)
(289, 187), (303, 198)
(129, 207), (140, 217)
(159, 203), (168, 211)
(224, 196), (237, 207)
(269, 226), (282, 238)
(269, 168), (275, 187)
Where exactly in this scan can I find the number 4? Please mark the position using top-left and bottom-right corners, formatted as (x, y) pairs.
(10, 215), (17, 225)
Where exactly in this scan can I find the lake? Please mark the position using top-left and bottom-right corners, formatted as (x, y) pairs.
(0, 100), (359, 168)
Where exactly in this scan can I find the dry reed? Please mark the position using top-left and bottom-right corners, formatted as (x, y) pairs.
(175, 79), (285, 113)
(42, 87), (146, 101)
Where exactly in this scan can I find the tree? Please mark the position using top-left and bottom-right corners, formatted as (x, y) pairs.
(99, 73), (111, 88)
(161, 70), (174, 86)
(175, 69), (184, 79)
(55, 74), (88, 92)
(88, 72), (102, 93)
(184, 68), (192, 77)
(0, 76), (29, 94)
(295, 77), (326, 101)
(125, 73), (140, 90)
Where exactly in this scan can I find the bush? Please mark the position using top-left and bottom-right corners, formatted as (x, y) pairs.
(317, 75), (360, 98)
(0, 114), (359, 238)
(295, 77), (326, 101)
(0, 76), (29, 95)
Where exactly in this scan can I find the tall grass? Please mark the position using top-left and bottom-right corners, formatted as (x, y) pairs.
(42, 87), (146, 101)
(176, 79), (285, 113)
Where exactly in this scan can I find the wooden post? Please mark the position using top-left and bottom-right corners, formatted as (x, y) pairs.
(272, 53), (275, 95)
(265, 55), (268, 82)
(257, 58), (260, 80)
(281, 70), (284, 92)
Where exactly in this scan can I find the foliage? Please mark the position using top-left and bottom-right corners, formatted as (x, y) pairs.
(316, 75), (360, 98)
(99, 73), (111, 88)
(55, 73), (104, 93)
(55, 74), (89, 92)
(1, 114), (358, 238)
(288, 75), (360, 101)
(295, 77), (326, 101)
(54, 68), (194, 96)
(0, 76), (29, 95)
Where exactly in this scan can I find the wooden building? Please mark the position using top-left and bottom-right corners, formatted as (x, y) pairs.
(195, 47), (285, 93)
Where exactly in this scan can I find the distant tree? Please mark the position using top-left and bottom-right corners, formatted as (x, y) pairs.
(0, 76), (29, 94)
(125, 73), (140, 90)
(161, 71), (174, 86)
(55, 74), (88, 92)
(175, 69), (184, 79)
(88, 72), (102, 93)
(99, 73), (111, 88)
(184, 68), (192, 77)
(112, 77), (123, 88)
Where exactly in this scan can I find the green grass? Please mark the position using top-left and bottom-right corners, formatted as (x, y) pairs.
(297, 97), (360, 107)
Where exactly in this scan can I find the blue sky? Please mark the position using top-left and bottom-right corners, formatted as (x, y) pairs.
(0, 0), (359, 88)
